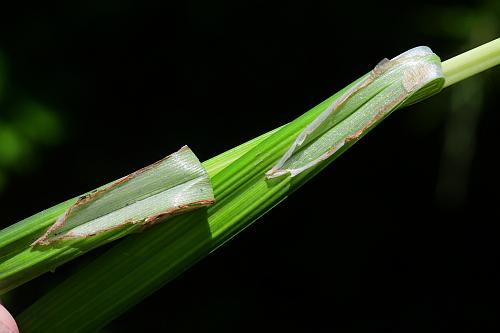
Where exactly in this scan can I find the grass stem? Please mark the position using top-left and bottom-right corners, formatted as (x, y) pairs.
(442, 38), (500, 88)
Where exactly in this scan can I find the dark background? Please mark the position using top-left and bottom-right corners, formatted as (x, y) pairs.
(1, 0), (499, 331)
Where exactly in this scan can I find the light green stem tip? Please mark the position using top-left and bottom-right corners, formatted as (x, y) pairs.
(442, 38), (500, 88)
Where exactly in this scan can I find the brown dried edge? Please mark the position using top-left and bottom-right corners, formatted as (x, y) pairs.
(32, 145), (214, 246)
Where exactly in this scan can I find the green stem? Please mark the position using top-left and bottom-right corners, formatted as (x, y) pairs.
(17, 48), (444, 332)
(0, 129), (279, 295)
(10, 39), (500, 332)
(442, 38), (500, 88)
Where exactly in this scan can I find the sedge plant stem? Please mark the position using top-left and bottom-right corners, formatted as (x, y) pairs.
(14, 38), (500, 332)
(442, 38), (500, 88)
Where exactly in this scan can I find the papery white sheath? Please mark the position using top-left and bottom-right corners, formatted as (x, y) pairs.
(34, 146), (214, 245)
(266, 46), (444, 179)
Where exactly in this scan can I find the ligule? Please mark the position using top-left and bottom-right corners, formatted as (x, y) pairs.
(266, 46), (444, 179)
(33, 146), (214, 245)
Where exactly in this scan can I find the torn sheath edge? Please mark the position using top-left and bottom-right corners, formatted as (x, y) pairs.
(33, 145), (215, 246)
(266, 46), (444, 179)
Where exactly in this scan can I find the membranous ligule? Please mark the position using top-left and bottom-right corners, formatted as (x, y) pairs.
(266, 46), (445, 179)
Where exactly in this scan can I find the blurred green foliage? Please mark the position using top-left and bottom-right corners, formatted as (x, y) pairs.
(0, 52), (5, 102)
(0, 54), (63, 192)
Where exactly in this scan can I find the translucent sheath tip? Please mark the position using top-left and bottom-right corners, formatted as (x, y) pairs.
(33, 146), (215, 245)
(266, 46), (444, 179)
